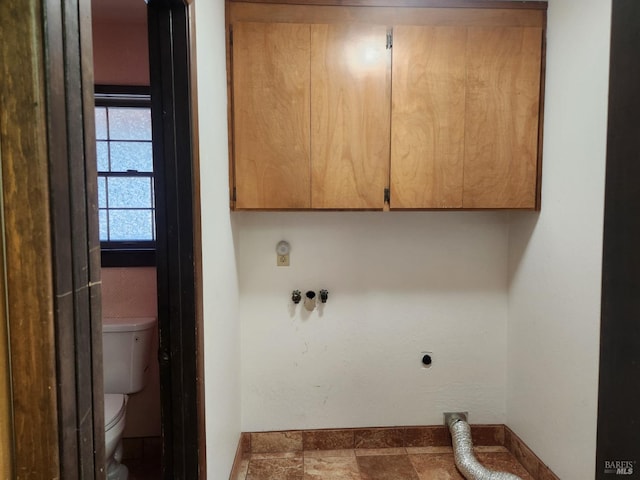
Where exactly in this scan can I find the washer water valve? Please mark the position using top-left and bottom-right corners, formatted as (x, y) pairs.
(291, 289), (329, 310)
(304, 291), (316, 311)
(319, 289), (329, 303)
(291, 290), (302, 304)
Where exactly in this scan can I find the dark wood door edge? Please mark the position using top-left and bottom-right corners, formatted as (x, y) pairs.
(596, 1), (640, 478)
(147, 1), (203, 478)
(1, 0), (104, 478)
(44, 0), (105, 478)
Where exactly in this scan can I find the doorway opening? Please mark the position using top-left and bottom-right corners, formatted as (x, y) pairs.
(91, 0), (202, 478)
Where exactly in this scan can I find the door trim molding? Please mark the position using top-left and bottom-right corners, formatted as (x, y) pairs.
(0, 0), (104, 477)
(596, 1), (640, 477)
(147, 1), (204, 478)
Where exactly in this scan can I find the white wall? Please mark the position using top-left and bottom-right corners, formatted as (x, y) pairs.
(201, 0), (612, 477)
(238, 212), (510, 431)
(506, 1), (611, 479)
(192, 1), (242, 478)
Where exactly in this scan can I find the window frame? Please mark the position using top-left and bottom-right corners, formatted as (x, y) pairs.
(95, 85), (156, 267)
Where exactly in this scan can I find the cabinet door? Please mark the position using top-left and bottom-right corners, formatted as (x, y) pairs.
(390, 26), (466, 209)
(233, 22), (311, 209)
(311, 24), (391, 209)
(463, 27), (542, 208)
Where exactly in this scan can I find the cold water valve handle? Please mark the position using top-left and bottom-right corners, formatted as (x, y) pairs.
(319, 289), (329, 303)
(291, 290), (302, 304)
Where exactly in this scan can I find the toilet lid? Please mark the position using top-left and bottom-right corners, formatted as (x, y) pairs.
(104, 394), (126, 431)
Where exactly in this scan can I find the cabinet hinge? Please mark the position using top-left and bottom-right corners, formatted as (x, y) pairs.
(384, 187), (390, 204)
(229, 26), (233, 46)
(232, 187), (237, 202)
(386, 30), (393, 50)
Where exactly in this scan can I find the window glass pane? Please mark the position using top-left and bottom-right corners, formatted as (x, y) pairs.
(99, 209), (109, 241)
(98, 177), (107, 208)
(95, 107), (107, 140)
(110, 141), (153, 172)
(97, 141), (109, 171)
(94, 96), (156, 258)
(108, 108), (152, 140)
(109, 210), (154, 241)
(107, 177), (152, 208)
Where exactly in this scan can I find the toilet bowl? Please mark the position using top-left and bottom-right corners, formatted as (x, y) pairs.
(103, 317), (156, 480)
(105, 394), (128, 480)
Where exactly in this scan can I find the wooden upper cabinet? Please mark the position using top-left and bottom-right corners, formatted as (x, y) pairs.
(311, 24), (390, 209)
(390, 25), (543, 209)
(390, 26), (466, 209)
(232, 21), (390, 210)
(233, 22), (311, 209)
(463, 27), (543, 208)
(229, 2), (546, 211)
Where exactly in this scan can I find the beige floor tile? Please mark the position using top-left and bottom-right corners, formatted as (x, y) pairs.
(355, 447), (406, 457)
(477, 452), (534, 479)
(303, 430), (355, 450)
(246, 457), (304, 480)
(232, 459), (249, 480)
(474, 446), (508, 453)
(409, 453), (465, 480)
(251, 431), (303, 454)
(251, 452), (302, 460)
(304, 449), (355, 459)
(357, 455), (420, 480)
(304, 456), (361, 479)
(406, 446), (453, 455)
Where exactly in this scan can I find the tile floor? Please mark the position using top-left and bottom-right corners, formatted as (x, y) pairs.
(233, 446), (533, 480)
(122, 437), (162, 480)
(124, 457), (162, 480)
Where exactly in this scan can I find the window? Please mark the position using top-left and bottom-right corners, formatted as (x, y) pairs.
(95, 86), (155, 267)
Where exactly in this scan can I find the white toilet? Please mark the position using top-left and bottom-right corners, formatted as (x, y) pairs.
(103, 316), (157, 480)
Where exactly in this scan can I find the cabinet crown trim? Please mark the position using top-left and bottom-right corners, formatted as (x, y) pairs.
(229, 0), (548, 11)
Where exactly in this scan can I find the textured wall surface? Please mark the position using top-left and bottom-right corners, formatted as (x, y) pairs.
(237, 212), (510, 431)
(193, 1), (243, 478)
(506, 1), (611, 479)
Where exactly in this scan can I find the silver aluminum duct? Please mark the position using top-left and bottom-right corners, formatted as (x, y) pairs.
(446, 413), (523, 480)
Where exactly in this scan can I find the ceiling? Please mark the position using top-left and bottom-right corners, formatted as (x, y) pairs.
(91, 0), (146, 23)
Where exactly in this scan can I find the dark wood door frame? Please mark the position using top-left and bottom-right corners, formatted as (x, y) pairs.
(596, 0), (640, 477)
(0, 0), (104, 478)
(45, 0), (105, 478)
(147, 1), (204, 478)
(1, 0), (204, 477)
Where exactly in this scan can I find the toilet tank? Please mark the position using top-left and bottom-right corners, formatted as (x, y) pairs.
(103, 317), (156, 394)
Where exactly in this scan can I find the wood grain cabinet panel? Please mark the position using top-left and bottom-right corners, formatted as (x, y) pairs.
(391, 25), (542, 209)
(463, 27), (543, 208)
(390, 26), (466, 209)
(233, 22), (311, 209)
(311, 24), (390, 209)
(229, 4), (545, 211)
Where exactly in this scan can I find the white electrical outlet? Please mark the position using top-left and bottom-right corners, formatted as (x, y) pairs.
(277, 254), (289, 266)
(276, 241), (290, 267)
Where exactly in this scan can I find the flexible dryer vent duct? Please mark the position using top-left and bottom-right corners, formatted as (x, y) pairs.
(446, 413), (523, 480)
